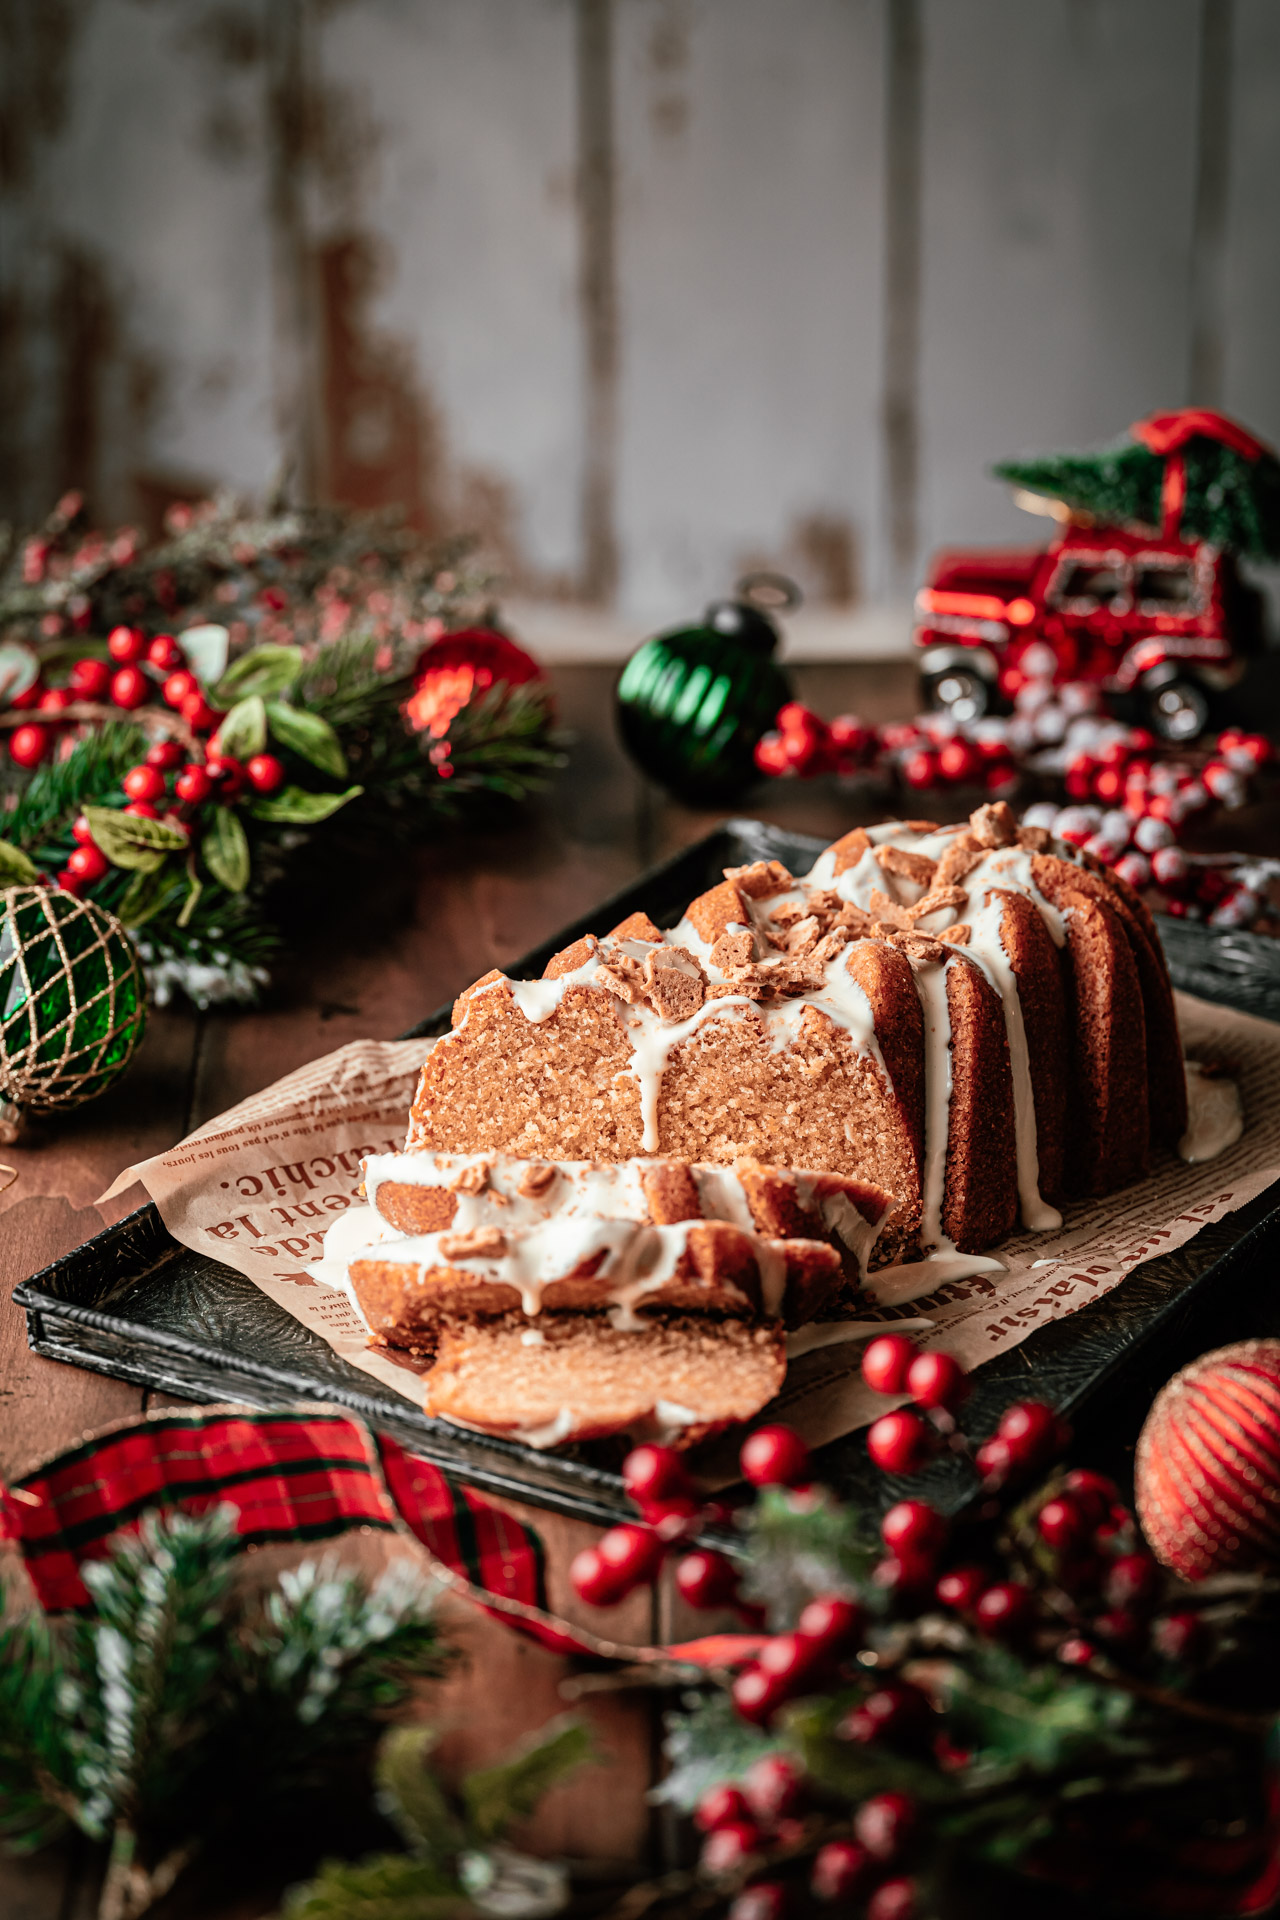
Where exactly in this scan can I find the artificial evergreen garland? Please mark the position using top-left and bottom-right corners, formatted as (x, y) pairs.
(564, 1346), (1280, 1920)
(0, 493), (565, 1006)
(0, 1507), (447, 1920)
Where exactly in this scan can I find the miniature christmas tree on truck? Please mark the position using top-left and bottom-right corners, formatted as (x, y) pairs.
(916, 409), (1280, 741)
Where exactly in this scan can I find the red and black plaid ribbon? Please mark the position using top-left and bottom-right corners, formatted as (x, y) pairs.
(0, 1403), (761, 1667)
(0, 1403), (581, 1648)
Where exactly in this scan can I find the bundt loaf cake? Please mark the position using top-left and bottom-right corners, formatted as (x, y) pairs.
(406, 802), (1186, 1263)
(321, 1148), (891, 1350)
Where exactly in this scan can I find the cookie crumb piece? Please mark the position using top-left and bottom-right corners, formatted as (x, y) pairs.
(517, 1163), (557, 1199)
(438, 1227), (508, 1260)
(970, 801), (1018, 849)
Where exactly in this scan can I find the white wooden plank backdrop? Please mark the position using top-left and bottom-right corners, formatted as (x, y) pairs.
(1, 0), (1276, 655)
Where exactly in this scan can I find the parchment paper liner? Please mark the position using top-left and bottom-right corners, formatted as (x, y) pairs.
(104, 992), (1280, 1456)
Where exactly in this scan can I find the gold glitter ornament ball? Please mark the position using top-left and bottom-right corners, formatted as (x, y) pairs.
(0, 887), (147, 1136)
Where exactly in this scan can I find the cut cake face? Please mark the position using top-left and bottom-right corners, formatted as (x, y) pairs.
(404, 803), (1187, 1261)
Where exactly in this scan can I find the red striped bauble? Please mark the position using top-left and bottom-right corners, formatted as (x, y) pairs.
(1135, 1340), (1280, 1580)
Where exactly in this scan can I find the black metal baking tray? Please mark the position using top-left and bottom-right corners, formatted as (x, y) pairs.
(15, 819), (1280, 1527)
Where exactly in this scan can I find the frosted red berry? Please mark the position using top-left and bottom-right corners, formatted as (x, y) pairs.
(855, 1790), (916, 1862)
(568, 1545), (624, 1608)
(728, 1885), (785, 1920)
(758, 1631), (823, 1690)
(69, 658), (113, 699)
(38, 688), (74, 718)
(181, 691), (217, 731)
(124, 801), (159, 819)
(811, 1839), (872, 1901)
(146, 739), (185, 771)
(238, 751), (283, 795)
(868, 1876), (918, 1920)
(123, 764), (167, 802)
(730, 1664), (785, 1726)
(906, 1350), (968, 1411)
(1063, 1469), (1120, 1525)
(623, 1444), (693, 1509)
(71, 814), (95, 846)
(175, 764), (214, 805)
(881, 1500), (946, 1559)
(1105, 1552), (1159, 1613)
(65, 845), (108, 883)
(1037, 1495), (1091, 1553)
(974, 1581), (1035, 1638)
(675, 1548), (739, 1610)
(861, 1333), (917, 1396)
(107, 624), (145, 663)
(147, 633), (183, 670)
(694, 1784), (751, 1833)
(700, 1820), (762, 1874)
(9, 724), (49, 768)
(1057, 1635), (1096, 1667)
(841, 1682), (929, 1748)
(867, 1410), (933, 1475)
(740, 1425), (810, 1489)
(163, 670), (197, 709)
(110, 667), (149, 710)
(997, 1400), (1060, 1466)
(796, 1594), (863, 1654)
(596, 1523), (662, 1590)
(1153, 1611), (1207, 1663)
(742, 1753), (806, 1824)
(935, 1564), (986, 1612)
(974, 1436), (1013, 1487)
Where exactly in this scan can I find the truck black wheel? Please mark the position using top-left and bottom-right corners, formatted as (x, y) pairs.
(922, 666), (992, 724)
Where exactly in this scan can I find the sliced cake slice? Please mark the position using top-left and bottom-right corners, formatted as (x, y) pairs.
(422, 1312), (788, 1448)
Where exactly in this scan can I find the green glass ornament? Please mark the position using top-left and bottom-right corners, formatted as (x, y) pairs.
(615, 578), (796, 804)
(0, 887), (147, 1140)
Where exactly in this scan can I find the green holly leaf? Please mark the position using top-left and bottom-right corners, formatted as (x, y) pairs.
(374, 1727), (463, 1860)
(216, 695), (268, 761)
(0, 839), (39, 885)
(249, 784), (362, 826)
(117, 863), (179, 929)
(177, 623), (230, 688)
(202, 806), (251, 893)
(84, 805), (188, 873)
(211, 644), (303, 706)
(266, 701), (348, 778)
(461, 1714), (593, 1844)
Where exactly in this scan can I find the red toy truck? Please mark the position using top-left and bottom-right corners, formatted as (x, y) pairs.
(914, 522), (1268, 742)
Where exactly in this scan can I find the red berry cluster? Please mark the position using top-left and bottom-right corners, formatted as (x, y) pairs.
(697, 1762), (921, 1919)
(755, 704), (1016, 797)
(5, 627), (288, 898)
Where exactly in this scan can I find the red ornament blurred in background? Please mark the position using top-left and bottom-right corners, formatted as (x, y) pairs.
(405, 627), (546, 738)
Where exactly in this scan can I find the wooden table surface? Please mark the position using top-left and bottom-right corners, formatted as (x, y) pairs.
(4, 655), (1278, 1916)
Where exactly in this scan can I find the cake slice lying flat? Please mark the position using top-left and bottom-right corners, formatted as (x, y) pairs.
(422, 1312), (788, 1447)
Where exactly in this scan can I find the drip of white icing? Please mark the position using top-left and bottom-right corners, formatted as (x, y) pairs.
(963, 893), (1062, 1232)
(691, 1164), (758, 1231)
(506, 959), (602, 1022)
(1179, 1060), (1243, 1163)
(806, 1186), (885, 1280)
(913, 958), (954, 1252)
(862, 1249), (1005, 1309)
(624, 997), (757, 1151)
